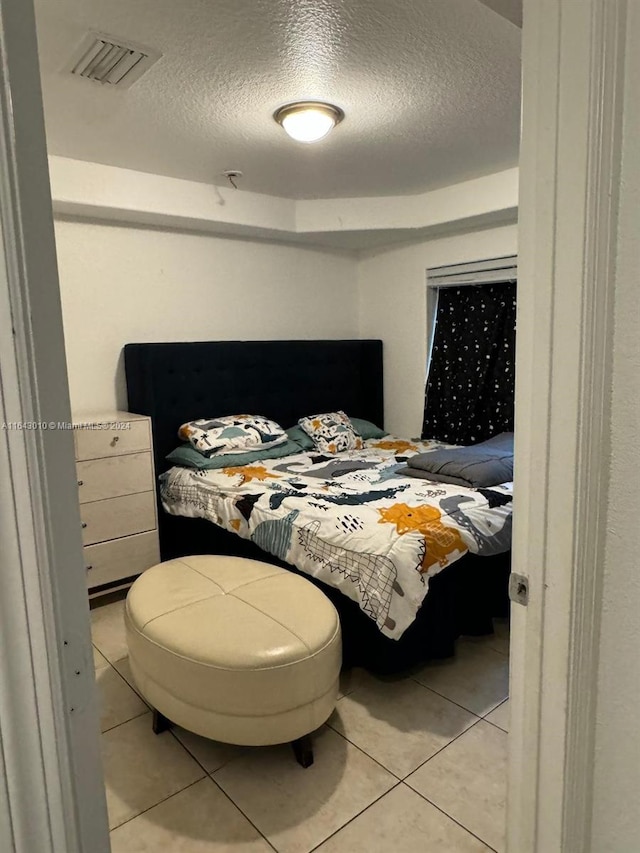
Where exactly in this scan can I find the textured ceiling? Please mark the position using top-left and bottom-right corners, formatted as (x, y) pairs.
(35, 0), (521, 200)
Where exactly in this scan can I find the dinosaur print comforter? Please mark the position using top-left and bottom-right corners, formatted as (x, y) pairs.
(160, 436), (513, 640)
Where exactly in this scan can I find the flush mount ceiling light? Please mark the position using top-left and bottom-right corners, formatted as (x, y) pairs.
(274, 101), (344, 144)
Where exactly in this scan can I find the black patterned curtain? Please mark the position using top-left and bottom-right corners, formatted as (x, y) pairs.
(421, 282), (517, 445)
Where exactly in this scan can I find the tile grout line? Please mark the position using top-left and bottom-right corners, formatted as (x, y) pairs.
(323, 722), (404, 782)
(482, 697), (508, 712)
(207, 727), (400, 853)
(330, 677), (487, 776)
(163, 729), (277, 852)
(489, 646), (509, 657)
(90, 597), (127, 659)
(167, 728), (219, 774)
(405, 784), (500, 853)
(407, 674), (507, 719)
(95, 616), (507, 848)
(306, 777), (498, 853)
(105, 715), (499, 853)
(481, 697), (509, 733)
(205, 774), (279, 853)
(408, 673), (492, 716)
(99, 690), (503, 846)
(324, 713), (506, 852)
(97, 653), (152, 734)
(100, 708), (149, 735)
(482, 697), (508, 709)
(95, 644), (275, 850)
(335, 672), (488, 723)
(110, 658), (151, 704)
(472, 636), (510, 658)
(328, 675), (506, 781)
(481, 716), (509, 735)
(108, 775), (206, 834)
(305, 780), (404, 853)
(399, 715), (486, 781)
(167, 729), (240, 779)
(398, 707), (506, 852)
(92, 643), (109, 670)
(93, 642), (217, 840)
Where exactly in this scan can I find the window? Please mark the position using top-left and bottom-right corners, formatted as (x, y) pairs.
(423, 257), (517, 444)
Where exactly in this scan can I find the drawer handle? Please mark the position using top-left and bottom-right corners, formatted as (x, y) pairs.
(110, 435), (120, 447)
(77, 480), (83, 487)
(81, 522), (87, 529)
(86, 565), (93, 571)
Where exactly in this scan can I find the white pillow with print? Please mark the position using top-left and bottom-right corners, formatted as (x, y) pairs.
(298, 411), (364, 453)
(178, 415), (286, 457)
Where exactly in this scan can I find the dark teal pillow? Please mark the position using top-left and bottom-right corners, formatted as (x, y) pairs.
(349, 418), (388, 439)
(286, 425), (315, 450)
(166, 439), (302, 470)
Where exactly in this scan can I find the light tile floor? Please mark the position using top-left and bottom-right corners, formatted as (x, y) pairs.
(91, 599), (509, 853)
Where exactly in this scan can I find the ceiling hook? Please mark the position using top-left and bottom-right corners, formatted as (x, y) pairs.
(222, 169), (243, 190)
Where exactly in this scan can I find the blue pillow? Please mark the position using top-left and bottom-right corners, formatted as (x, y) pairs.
(167, 439), (302, 470)
(285, 425), (315, 450)
(349, 418), (388, 440)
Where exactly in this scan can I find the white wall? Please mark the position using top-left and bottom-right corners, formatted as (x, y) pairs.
(591, 5), (640, 848)
(55, 219), (358, 413)
(49, 156), (518, 252)
(357, 224), (518, 436)
(55, 214), (517, 426)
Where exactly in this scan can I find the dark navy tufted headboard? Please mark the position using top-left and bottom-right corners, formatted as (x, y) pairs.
(124, 339), (384, 478)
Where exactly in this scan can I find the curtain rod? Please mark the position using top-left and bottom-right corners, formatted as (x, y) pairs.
(429, 277), (517, 288)
(428, 254), (517, 274)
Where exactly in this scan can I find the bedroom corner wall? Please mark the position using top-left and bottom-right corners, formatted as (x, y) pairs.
(54, 219), (358, 414)
(356, 224), (518, 437)
(55, 212), (517, 428)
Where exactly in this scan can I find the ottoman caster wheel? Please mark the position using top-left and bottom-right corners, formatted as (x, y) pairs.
(152, 709), (172, 735)
(291, 735), (314, 768)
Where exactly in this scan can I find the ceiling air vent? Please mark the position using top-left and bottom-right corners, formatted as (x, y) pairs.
(66, 32), (161, 89)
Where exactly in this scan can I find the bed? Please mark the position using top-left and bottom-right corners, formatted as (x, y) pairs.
(125, 339), (511, 673)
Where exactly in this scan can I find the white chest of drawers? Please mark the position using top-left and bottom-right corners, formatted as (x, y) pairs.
(73, 411), (160, 594)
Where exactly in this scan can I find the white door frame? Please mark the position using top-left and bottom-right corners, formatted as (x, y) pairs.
(509, 0), (626, 850)
(0, 0), (109, 850)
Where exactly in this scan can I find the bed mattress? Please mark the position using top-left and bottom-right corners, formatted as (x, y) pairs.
(160, 436), (513, 640)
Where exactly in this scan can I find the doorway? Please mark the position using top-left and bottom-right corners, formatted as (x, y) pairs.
(0, 1), (633, 851)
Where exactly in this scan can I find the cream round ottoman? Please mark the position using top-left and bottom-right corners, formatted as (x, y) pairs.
(125, 555), (341, 767)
